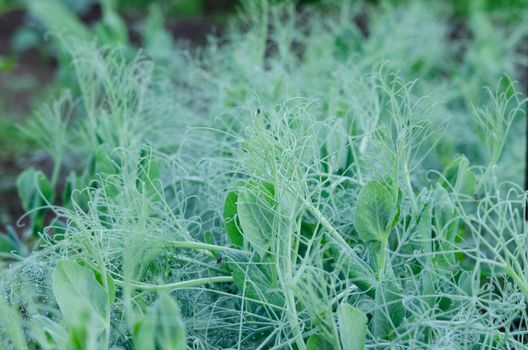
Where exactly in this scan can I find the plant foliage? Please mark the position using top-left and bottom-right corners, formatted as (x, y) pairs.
(1, 0), (527, 349)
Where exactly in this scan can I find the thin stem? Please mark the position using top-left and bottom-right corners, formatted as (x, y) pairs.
(115, 276), (234, 291)
(166, 240), (238, 253)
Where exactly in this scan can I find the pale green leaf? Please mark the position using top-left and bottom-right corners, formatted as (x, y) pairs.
(52, 260), (110, 331)
(443, 155), (477, 195)
(354, 181), (398, 243)
(237, 182), (275, 257)
(337, 303), (368, 350)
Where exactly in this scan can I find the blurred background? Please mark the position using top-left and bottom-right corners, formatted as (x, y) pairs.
(0, 0), (526, 245)
(0, 0), (243, 237)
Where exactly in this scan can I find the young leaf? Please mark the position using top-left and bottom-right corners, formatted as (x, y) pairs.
(223, 190), (244, 247)
(442, 155), (477, 195)
(354, 181), (398, 243)
(52, 260), (110, 332)
(237, 181), (275, 257)
(134, 294), (186, 350)
(337, 303), (368, 350)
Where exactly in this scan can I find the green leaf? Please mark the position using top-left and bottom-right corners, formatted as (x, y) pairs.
(413, 203), (433, 266)
(373, 271), (404, 339)
(134, 294), (186, 350)
(432, 185), (458, 267)
(442, 155), (477, 195)
(92, 269), (116, 306)
(329, 241), (376, 296)
(382, 177), (402, 230)
(419, 267), (435, 308)
(416, 204), (432, 250)
(223, 190), (244, 247)
(433, 185), (455, 232)
(325, 118), (349, 171)
(237, 181), (275, 257)
(68, 324), (89, 350)
(224, 250), (284, 306)
(16, 168), (54, 212)
(354, 181), (398, 243)
(52, 260), (110, 332)
(306, 334), (334, 350)
(337, 303), (368, 350)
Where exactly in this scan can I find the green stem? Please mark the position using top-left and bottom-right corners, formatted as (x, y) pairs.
(305, 201), (348, 249)
(377, 240), (388, 280)
(167, 240), (237, 253)
(115, 276), (233, 291)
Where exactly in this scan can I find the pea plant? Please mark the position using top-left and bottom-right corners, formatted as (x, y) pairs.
(1, 1), (527, 349)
